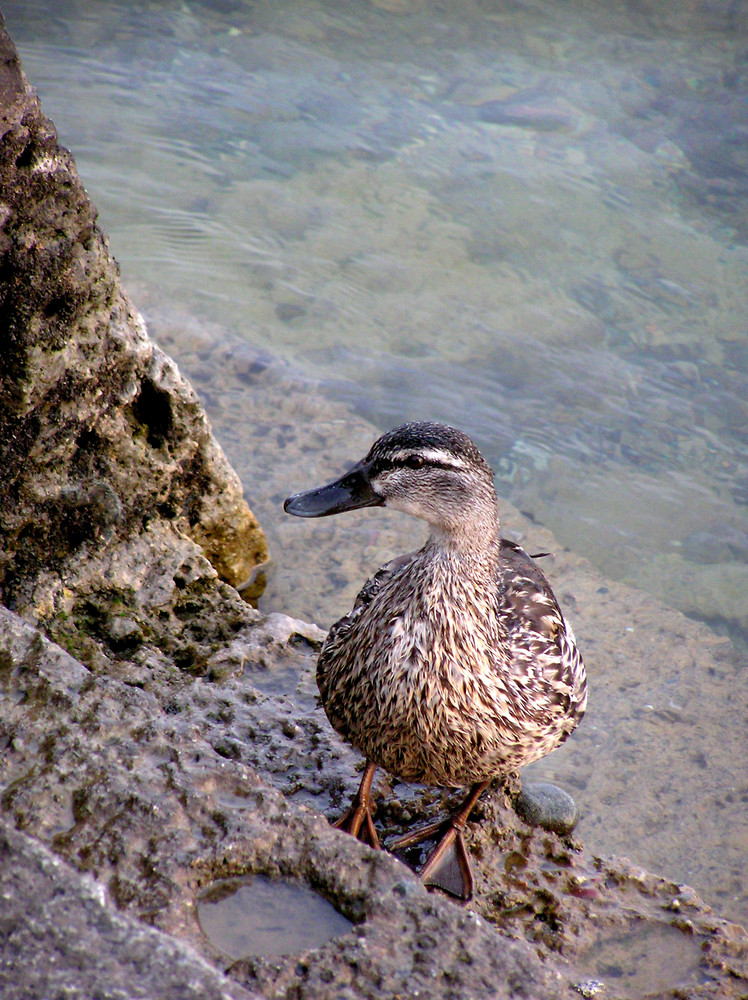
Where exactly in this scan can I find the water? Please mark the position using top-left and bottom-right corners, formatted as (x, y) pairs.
(5, 0), (748, 937)
(197, 875), (352, 959)
(7, 0), (747, 642)
(577, 923), (704, 999)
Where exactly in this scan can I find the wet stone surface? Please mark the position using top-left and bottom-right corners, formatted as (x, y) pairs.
(578, 922), (703, 999)
(2, 599), (748, 1000)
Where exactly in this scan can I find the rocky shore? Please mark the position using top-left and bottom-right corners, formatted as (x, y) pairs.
(1, 17), (747, 999)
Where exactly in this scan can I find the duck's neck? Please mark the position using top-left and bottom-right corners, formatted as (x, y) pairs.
(425, 498), (502, 570)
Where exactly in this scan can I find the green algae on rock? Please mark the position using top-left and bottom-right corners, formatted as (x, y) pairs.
(0, 18), (267, 622)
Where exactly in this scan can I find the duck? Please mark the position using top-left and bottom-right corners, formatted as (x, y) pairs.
(284, 421), (587, 900)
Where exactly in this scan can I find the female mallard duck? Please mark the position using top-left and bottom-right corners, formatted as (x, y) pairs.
(284, 422), (586, 900)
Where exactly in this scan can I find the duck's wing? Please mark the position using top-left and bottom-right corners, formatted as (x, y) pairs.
(322, 550), (418, 651)
(352, 551), (416, 610)
(497, 538), (587, 730)
(498, 538), (566, 630)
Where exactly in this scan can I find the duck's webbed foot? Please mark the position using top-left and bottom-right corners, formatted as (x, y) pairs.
(389, 780), (489, 901)
(333, 760), (380, 850)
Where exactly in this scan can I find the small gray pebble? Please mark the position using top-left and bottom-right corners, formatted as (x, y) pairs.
(515, 781), (579, 835)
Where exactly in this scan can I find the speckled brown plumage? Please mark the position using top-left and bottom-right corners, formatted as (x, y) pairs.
(318, 535), (585, 787)
(284, 421), (587, 898)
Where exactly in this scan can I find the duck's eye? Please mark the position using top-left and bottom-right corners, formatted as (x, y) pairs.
(404, 454), (424, 469)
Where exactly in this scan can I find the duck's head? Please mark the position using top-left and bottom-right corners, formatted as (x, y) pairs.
(284, 422), (499, 544)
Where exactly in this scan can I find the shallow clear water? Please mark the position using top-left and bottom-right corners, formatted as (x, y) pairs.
(7, 0), (748, 648)
(6, 0), (748, 934)
(197, 875), (352, 959)
(577, 922), (703, 998)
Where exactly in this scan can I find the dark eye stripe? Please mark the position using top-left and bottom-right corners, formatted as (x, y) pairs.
(377, 455), (461, 473)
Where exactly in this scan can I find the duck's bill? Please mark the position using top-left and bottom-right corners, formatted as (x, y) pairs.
(283, 462), (384, 518)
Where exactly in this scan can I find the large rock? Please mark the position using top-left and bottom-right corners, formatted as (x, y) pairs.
(0, 604), (571, 999)
(0, 16), (267, 617)
(0, 818), (259, 1000)
(1, 596), (747, 1000)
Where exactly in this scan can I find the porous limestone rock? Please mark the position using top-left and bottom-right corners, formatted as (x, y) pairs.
(0, 16), (267, 621)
